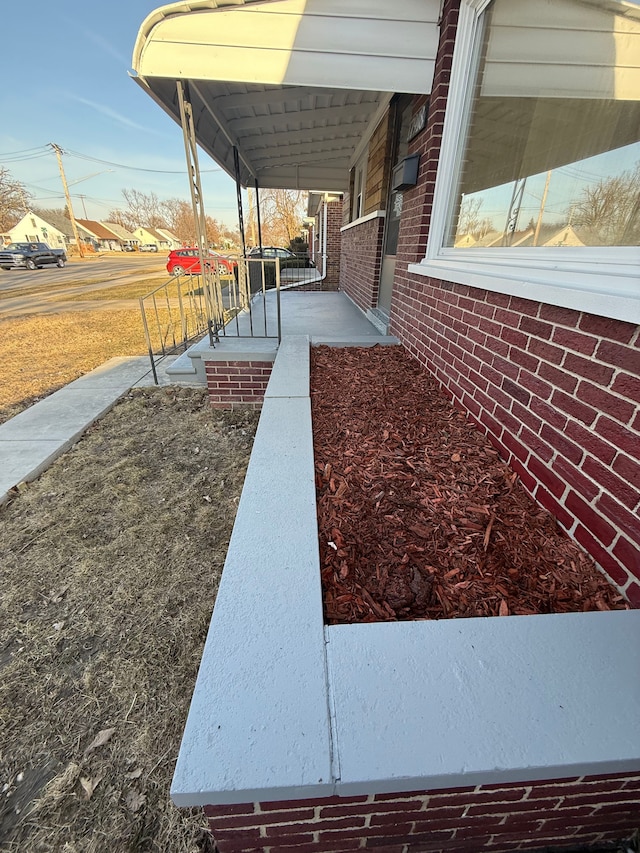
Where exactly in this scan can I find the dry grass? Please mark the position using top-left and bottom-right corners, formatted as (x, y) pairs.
(62, 279), (172, 303)
(0, 387), (259, 852)
(0, 309), (153, 424)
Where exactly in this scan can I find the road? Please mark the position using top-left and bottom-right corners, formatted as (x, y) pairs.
(0, 254), (168, 317)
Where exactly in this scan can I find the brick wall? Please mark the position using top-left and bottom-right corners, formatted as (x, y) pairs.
(324, 201), (343, 289)
(204, 771), (640, 853)
(339, 215), (385, 312)
(391, 282), (640, 599)
(386, 0), (639, 598)
(204, 360), (273, 409)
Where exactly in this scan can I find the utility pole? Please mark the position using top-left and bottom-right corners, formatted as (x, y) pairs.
(533, 170), (552, 247)
(50, 143), (84, 258)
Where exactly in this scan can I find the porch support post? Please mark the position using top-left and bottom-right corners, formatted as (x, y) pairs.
(233, 146), (247, 258)
(254, 177), (263, 252)
(176, 79), (222, 338)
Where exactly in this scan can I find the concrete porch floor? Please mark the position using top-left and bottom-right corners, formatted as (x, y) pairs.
(166, 291), (398, 382)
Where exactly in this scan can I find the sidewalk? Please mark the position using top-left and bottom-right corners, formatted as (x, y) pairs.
(0, 355), (193, 505)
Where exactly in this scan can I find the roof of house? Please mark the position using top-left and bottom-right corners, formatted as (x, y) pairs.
(102, 222), (138, 241)
(156, 227), (180, 242)
(76, 219), (122, 241)
(26, 210), (74, 238)
(143, 227), (169, 242)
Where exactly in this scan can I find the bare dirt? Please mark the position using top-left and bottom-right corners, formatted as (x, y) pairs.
(311, 346), (629, 625)
(0, 388), (259, 852)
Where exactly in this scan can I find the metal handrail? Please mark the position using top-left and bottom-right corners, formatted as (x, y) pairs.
(139, 255), (286, 384)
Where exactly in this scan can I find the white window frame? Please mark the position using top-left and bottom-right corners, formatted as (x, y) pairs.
(409, 0), (640, 324)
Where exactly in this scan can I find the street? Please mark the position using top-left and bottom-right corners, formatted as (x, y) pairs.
(0, 253), (168, 317)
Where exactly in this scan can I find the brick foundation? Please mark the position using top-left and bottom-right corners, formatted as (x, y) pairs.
(204, 360), (273, 409)
(204, 772), (640, 853)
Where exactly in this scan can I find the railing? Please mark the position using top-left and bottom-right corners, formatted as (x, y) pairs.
(140, 255), (298, 382)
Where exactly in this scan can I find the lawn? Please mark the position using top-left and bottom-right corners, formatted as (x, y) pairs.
(0, 388), (259, 851)
(0, 271), (178, 425)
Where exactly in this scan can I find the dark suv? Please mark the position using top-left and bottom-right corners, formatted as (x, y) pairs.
(247, 247), (314, 267)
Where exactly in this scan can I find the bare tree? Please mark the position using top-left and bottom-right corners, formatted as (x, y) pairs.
(0, 168), (32, 232)
(572, 162), (640, 245)
(107, 189), (166, 231)
(254, 189), (307, 247)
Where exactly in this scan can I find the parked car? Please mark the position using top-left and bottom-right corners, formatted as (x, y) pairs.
(122, 244), (136, 252)
(166, 248), (236, 276)
(247, 246), (314, 267)
(0, 242), (66, 270)
(139, 243), (159, 252)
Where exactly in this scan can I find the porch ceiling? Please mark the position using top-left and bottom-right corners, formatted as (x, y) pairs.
(131, 0), (440, 190)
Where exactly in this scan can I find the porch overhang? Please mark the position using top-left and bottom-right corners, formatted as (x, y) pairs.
(131, 0), (440, 190)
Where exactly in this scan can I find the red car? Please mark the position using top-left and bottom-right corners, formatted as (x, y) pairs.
(166, 248), (236, 276)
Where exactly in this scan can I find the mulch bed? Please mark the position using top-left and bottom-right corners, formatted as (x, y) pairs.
(311, 345), (629, 625)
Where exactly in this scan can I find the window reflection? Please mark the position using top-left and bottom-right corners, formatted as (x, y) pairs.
(447, 0), (640, 249)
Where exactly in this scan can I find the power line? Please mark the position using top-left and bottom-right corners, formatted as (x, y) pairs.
(64, 148), (222, 175)
(0, 145), (50, 158)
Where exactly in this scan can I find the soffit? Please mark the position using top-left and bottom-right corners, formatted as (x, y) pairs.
(131, 0), (440, 189)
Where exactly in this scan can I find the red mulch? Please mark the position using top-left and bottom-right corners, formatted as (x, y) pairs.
(311, 345), (629, 625)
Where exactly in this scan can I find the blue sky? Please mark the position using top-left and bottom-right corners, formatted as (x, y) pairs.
(0, 1), (240, 227)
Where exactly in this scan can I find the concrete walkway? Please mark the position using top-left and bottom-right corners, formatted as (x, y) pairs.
(0, 292), (394, 504)
(0, 355), (191, 504)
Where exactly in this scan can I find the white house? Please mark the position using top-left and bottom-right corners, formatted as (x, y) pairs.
(133, 226), (171, 250)
(2, 211), (69, 250)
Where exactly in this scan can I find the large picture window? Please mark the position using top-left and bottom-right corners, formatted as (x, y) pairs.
(414, 0), (640, 322)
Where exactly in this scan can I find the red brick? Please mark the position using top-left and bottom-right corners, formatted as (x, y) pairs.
(597, 492), (640, 542)
(594, 416), (639, 457)
(204, 803), (257, 817)
(611, 372), (640, 403)
(583, 457), (639, 510)
(573, 526), (629, 587)
(596, 340), (640, 375)
(531, 396), (568, 430)
(529, 333), (570, 364)
(528, 455), (566, 498)
(552, 327), (597, 356)
(501, 377), (530, 406)
(540, 424), (583, 464)
(509, 348), (539, 373)
(502, 430), (529, 463)
(540, 304), (582, 327)
(466, 798), (560, 816)
(565, 491), (616, 545)
(613, 537), (640, 578)
(224, 809), (317, 828)
(508, 295), (540, 316)
(578, 314), (637, 343)
(263, 829), (315, 843)
(520, 316), (553, 340)
(626, 583), (640, 606)
(510, 457), (536, 492)
(538, 361), (579, 393)
(563, 352), (615, 386)
(519, 425), (554, 463)
(565, 420), (617, 465)
(551, 388), (597, 426)
(518, 369), (553, 400)
(535, 485), (573, 528)
(552, 456), (599, 502)
(211, 828), (262, 844)
(577, 381), (636, 424)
